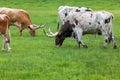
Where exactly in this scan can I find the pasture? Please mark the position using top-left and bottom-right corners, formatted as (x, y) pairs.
(0, 0), (120, 80)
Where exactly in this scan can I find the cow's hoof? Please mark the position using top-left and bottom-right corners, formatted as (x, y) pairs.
(113, 45), (117, 49)
(8, 48), (11, 53)
(56, 45), (60, 48)
(103, 46), (106, 48)
(83, 45), (88, 48)
(2, 49), (5, 52)
(8, 50), (11, 53)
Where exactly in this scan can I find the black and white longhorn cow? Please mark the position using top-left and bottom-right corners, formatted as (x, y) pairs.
(44, 11), (117, 49)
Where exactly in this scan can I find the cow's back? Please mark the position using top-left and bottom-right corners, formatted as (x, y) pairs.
(65, 11), (100, 34)
(0, 7), (30, 24)
(65, 11), (96, 25)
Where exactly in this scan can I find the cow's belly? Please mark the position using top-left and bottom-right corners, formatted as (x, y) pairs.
(81, 24), (100, 34)
(83, 29), (99, 34)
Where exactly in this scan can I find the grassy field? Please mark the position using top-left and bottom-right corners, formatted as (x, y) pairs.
(0, 0), (120, 80)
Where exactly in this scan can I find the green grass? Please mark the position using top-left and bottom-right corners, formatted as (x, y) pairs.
(0, 0), (120, 80)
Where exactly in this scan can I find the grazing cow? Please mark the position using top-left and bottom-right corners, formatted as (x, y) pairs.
(0, 7), (44, 36)
(44, 11), (117, 49)
(57, 6), (92, 30)
(0, 14), (11, 52)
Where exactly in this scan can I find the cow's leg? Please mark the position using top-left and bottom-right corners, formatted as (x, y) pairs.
(20, 29), (22, 36)
(94, 34), (97, 38)
(102, 30), (109, 48)
(103, 34), (109, 48)
(16, 24), (23, 36)
(1, 36), (6, 51)
(104, 39), (108, 48)
(111, 37), (117, 49)
(71, 32), (76, 39)
(19, 26), (24, 36)
(15, 25), (22, 36)
(2, 33), (11, 52)
(7, 41), (11, 52)
(104, 34), (117, 49)
(19, 27), (25, 36)
(7, 29), (11, 52)
(15, 22), (22, 36)
(102, 27), (117, 49)
(75, 28), (88, 48)
(111, 33), (117, 49)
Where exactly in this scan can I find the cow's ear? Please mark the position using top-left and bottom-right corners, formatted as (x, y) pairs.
(28, 26), (30, 28)
(28, 26), (32, 30)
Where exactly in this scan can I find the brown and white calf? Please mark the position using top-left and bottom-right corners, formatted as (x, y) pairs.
(45, 11), (117, 49)
(0, 14), (11, 52)
(0, 7), (44, 36)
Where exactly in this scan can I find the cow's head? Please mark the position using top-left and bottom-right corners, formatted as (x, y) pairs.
(55, 21), (74, 47)
(44, 21), (73, 47)
(28, 24), (45, 36)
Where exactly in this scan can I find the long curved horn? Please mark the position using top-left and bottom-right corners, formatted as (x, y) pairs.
(29, 24), (45, 30)
(43, 28), (58, 38)
(39, 24), (46, 28)
(48, 28), (55, 35)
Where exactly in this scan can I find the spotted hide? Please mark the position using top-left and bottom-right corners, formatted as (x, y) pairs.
(55, 11), (117, 49)
(57, 6), (92, 30)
